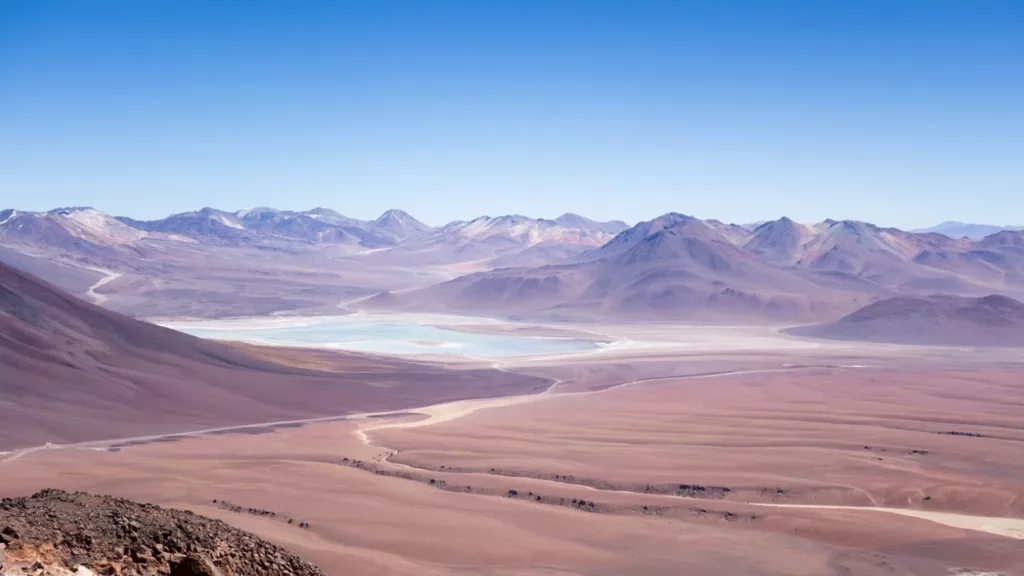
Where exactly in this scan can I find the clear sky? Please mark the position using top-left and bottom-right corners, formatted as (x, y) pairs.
(1, 1), (1021, 228)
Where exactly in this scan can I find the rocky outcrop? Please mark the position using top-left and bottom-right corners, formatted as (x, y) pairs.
(0, 490), (325, 576)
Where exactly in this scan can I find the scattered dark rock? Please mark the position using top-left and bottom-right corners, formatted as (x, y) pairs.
(675, 484), (731, 498)
(939, 431), (986, 438)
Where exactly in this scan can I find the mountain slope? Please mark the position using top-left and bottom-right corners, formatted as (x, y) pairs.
(744, 217), (813, 264)
(0, 261), (543, 449)
(123, 207), (398, 247)
(740, 218), (1011, 295)
(119, 207), (251, 244)
(372, 209), (434, 241)
(1, 207), (160, 252)
(913, 221), (1024, 240)
(369, 213), (858, 321)
(363, 213), (627, 267)
(553, 213), (629, 235)
(788, 294), (1024, 346)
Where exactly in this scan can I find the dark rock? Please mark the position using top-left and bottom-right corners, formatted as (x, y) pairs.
(170, 554), (223, 576)
(0, 526), (19, 544)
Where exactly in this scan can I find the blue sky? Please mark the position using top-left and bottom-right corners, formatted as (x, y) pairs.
(0, 1), (1021, 227)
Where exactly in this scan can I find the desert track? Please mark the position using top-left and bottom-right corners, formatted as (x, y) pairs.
(352, 365), (1024, 542)
(84, 266), (122, 305)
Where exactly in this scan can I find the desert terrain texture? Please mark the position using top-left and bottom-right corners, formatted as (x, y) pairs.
(3, 320), (1023, 576)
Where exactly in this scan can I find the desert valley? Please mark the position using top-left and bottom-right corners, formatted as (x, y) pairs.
(2, 205), (1024, 575)
(5, 3), (1023, 574)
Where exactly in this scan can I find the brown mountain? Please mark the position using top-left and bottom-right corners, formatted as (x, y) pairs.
(748, 218), (1024, 295)
(368, 214), (858, 321)
(787, 294), (1024, 347)
(0, 261), (543, 450)
(367, 214), (1024, 322)
(7, 205), (1024, 323)
(743, 217), (813, 265)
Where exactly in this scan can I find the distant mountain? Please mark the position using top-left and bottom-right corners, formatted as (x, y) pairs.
(738, 218), (1000, 294)
(367, 213), (627, 267)
(369, 213), (849, 321)
(788, 294), (1024, 347)
(448, 214), (619, 246)
(913, 221), (1024, 240)
(1, 207), (153, 251)
(8, 204), (1024, 322)
(367, 212), (1024, 321)
(579, 212), (697, 262)
(703, 219), (752, 245)
(301, 207), (365, 228)
(553, 213), (629, 235)
(234, 207), (394, 247)
(372, 209), (433, 241)
(119, 207), (414, 247)
(118, 207), (251, 244)
(744, 217), (813, 265)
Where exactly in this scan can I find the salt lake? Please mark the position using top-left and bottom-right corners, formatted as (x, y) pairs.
(166, 315), (600, 358)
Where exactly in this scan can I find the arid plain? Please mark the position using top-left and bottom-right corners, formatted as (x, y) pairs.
(3, 321), (1023, 576)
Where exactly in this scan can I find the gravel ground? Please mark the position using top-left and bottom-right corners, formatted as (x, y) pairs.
(0, 489), (326, 576)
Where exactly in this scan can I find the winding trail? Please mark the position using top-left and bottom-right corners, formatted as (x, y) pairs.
(748, 503), (1024, 540)
(0, 416), (353, 465)
(84, 266), (122, 305)
(352, 365), (1024, 542)
(352, 365), (836, 446)
(4, 360), (1022, 541)
(0, 365), (800, 464)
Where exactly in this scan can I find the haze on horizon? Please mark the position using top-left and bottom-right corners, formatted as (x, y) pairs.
(1, 1), (1022, 228)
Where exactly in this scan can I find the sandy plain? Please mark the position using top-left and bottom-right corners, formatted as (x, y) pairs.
(3, 320), (1024, 576)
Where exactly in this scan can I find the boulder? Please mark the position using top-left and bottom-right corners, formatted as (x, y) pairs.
(170, 554), (223, 576)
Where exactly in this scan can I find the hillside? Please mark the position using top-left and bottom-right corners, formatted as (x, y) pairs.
(787, 294), (1024, 346)
(0, 489), (325, 576)
(0, 262), (543, 450)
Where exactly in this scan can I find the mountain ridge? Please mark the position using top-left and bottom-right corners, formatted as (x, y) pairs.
(788, 294), (1024, 346)
(367, 213), (1024, 321)
(5, 205), (1024, 322)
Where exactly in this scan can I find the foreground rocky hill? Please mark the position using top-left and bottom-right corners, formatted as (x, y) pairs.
(0, 489), (325, 576)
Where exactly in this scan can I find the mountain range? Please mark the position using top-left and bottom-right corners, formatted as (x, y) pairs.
(1, 206), (625, 253)
(912, 221), (1024, 240)
(2, 206), (1024, 322)
(370, 213), (1024, 321)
